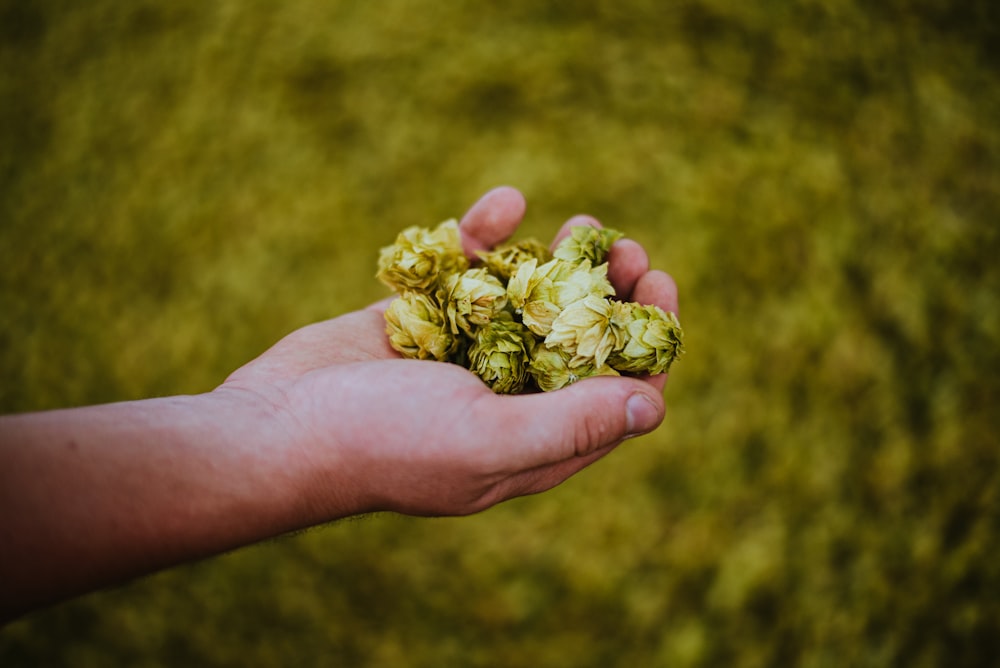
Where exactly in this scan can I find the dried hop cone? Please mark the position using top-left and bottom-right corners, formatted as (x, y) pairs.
(384, 291), (459, 362)
(377, 217), (685, 394)
(553, 225), (623, 265)
(545, 294), (632, 368)
(467, 314), (536, 394)
(441, 268), (508, 337)
(507, 258), (614, 337)
(529, 347), (619, 393)
(609, 304), (686, 375)
(377, 219), (469, 292)
(476, 238), (552, 281)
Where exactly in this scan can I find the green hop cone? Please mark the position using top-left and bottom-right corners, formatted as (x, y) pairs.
(441, 267), (508, 337)
(384, 291), (459, 362)
(553, 226), (624, 265)
(468, 314), (536, 394)
(507, 258), (614, 337)
(545, 294), (632, 368)
(529, 346), (619, 392)
(377, 219), (469, 292)
(376, 216), (685, 393)
(476, 238), (552, 281)
(609, 303), (685, 375)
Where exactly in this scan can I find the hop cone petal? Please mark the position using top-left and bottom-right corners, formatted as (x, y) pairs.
(521, 299), (562, 337)
(507, 257), (542, 313)
(549, 259), (615, 308)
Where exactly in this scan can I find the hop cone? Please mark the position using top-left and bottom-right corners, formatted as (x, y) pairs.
(553, 226), (623, 265)
(508, 258), (614, 337)
(377, 219), (469, 292)
(376, 217), (683, 394)
(529, 347), (619, 392)
(609, 304), (685, 375)
(384, 291), (459, 362)
(476, 238), (552, 281)
(441, 268), (508, 337)
(468, 315), (536, 394)
(545, 294), (632, 367)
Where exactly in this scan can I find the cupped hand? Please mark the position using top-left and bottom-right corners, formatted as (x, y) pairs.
(219, 187), (679, 519)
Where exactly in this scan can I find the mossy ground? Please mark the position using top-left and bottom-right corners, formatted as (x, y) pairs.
(2, 1), (999, 665)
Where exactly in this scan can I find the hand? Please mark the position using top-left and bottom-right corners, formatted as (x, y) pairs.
(219, 186), (680, 518)
(0, 186), (680, 620)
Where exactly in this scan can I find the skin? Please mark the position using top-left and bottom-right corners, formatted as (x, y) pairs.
(0, 186), (679, 623)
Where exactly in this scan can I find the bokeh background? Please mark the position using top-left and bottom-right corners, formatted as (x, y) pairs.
(2, 1), (999, 665)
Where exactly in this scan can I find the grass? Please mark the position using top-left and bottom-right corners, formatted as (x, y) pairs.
(2, 1), (999, 665)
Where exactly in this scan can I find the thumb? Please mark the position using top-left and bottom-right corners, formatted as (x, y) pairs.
(479, 377), (665, 469)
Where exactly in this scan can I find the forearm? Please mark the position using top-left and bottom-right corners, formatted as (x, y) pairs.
(0, 390), (337, 621)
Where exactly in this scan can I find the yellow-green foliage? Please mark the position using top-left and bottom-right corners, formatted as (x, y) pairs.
(2, 1), (999, 666)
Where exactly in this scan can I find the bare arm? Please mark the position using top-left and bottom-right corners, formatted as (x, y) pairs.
(0, 391), (313, 621)
(0, 187), (679, 622)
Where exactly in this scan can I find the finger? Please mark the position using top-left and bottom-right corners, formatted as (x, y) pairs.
(471, 376), (664, 471)
(458, 186), (527, 258)
(501, 441), (620, 499)
(629, 270), (680, 392)
(631, 269), (679, 316)
(606, 238), (650, 300)
(642, 374), (669, 393)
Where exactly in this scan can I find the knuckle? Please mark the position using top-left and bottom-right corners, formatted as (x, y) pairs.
(573, 410), (616, 457)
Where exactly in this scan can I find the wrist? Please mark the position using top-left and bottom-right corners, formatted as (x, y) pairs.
(205, 382), (364, 529)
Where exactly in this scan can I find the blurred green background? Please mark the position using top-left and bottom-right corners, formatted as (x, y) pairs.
(2, 0), (999, 665)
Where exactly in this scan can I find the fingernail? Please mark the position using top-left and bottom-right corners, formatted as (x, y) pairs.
(626, 392), (661, 436)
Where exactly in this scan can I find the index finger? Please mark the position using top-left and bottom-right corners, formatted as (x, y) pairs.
(458, 186), (527, 258)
